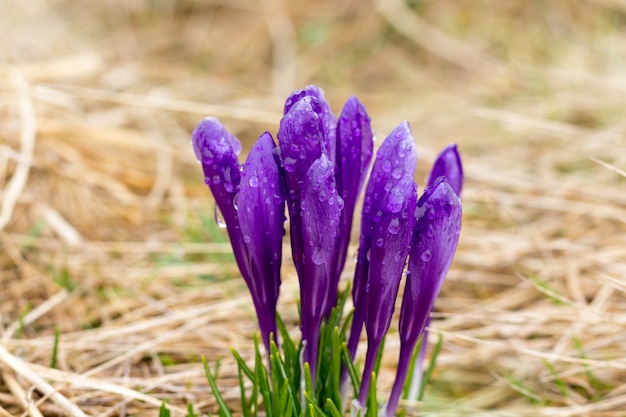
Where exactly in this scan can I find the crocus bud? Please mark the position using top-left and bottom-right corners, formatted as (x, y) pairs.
(283, 85), (337, 163)
(333, 97), (374, 302)
(385, 178), (462, 417)
(427, 143), (463, 196)
(299, 154), (342, 384)
(350, 121), (418, 406)
(192, 117), (248, 278)
(278, 94), (328, 274)
(348, 121), (417, 359)
(192, 119), (285, 353)
(238, 132), (285, 351)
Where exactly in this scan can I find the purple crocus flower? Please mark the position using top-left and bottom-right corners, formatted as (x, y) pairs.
(404, 143), (464, 402)
(427, 143), (463, 195)
(192, 118), (285, 352)
(299, 154), (342, 380)
(278, 87), (344, 382)
(350, 121), (418, 407)
(331, 97), (374, 317)
(385, 177), (462, 417)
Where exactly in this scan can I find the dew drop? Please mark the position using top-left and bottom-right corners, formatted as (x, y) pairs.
(392, 166), (403, 179)
(428, 207), (436, 219)
(243, 235), (252, 244)
(337, 196), (345, 211)
(249, 175), (259, 188)
(312, 248), (325, 265)
(373, 210), (383, 223)
(388, 218), (401, 235)
(421, 249), (432, 262)
(386, 187), (405, 213)
(214, 205), (226, 229)
(395, 139), (413, 158)
(284, 157), (297, 172)
(376, 238), (384, 247)
(233, 194), (239, 211)
(212, 175), (221, 185)
(382, 159), (392, 173)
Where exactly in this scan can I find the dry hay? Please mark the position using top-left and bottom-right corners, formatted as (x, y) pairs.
(1, 0), (626, 416)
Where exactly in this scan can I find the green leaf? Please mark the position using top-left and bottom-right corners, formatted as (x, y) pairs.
(402, 335), (423, 400)
(202, 356), (233, 417)
(418, 333), (443, 401)
(186, 403), (199, 417)
(326, 398), (342, 417)
(254, 336), (273, 417)
(51, 327), (60, 369)
(366, 371), (378, 417)
(159, 401), (171, 417)
(341, 342), (360, 399)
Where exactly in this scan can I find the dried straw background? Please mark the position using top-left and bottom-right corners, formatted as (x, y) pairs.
(1, 0), (626, 416)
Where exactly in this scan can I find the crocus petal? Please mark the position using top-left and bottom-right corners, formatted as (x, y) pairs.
(358, 175), (416, 406)
(333, 96), (373, 299)
(238, 132), (285, 350)
(348, 121), (417, 358)
(427, 143), (463, 196)
(283, 85), (337, 163)
(402, 177), (461, 343)
(191, 117), (251, 282)
(365, 175), (417, 343)
(348, 121), (418, 406)
(299, 153), (342, 383)
(386, 178), (462, 417)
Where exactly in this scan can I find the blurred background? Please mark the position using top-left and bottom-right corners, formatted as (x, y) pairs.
(1, 0), (626, 416)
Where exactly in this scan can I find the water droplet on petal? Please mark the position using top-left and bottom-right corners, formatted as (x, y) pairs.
(284, 157), (297, 172)
(382, 159), (392, 173)
(337, 196), (345, 211)
(373, 210), (382, 222)
(387, 217), (401, 235)
(214, 205), (226, 229)
(243, 235), (251, 244)
(392, 166), (402, 179)
(421, 249), (432, 262)
(212, 175), (221, 185)
(233, 194), (239, 211)
(249, 175), (259, 188)
(395, 138), (413, 158)
(376, 238), (384, 247)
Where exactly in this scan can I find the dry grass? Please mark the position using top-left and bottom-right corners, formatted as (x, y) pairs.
(1, 0), (626, 415)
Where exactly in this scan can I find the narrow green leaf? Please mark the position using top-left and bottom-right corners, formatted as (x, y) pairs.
(186, 403), (198, 417)
(326, 398), (342, 417)
(237, 367), (251, 417)
(366, 371), (378, 417)
(418, 333), (443, 401)
(159, 401), (171, 417)
(304, 362), (314, 399)
(402, 335), (423, 400)
(51, 327), (60, 369)
(341, 342), (360, 399)
(232, 348), (256, 382)
(255, 335), (273, 417)
(202, 356), (233, 417)
(373, 336), (385, 376)
(543, 360), (569, 398)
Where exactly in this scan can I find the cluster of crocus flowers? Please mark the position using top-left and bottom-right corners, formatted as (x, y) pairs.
(192, 85), (463, 416)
